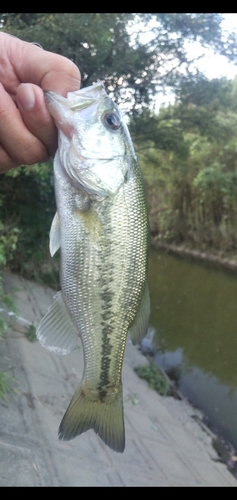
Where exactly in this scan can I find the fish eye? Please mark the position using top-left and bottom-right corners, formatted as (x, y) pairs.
(102, 112), (121, 130)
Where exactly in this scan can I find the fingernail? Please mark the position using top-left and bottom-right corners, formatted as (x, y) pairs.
(17, 84), (35, 110)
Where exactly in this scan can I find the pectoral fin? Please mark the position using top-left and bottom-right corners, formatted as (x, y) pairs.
(49, 212), (61, 257)
(77, 204), (107, 248)
(129, 282), (150, 345)
(36, 292), (79, 355)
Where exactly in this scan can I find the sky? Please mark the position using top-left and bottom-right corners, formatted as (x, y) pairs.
(188, 13), (237, 80)
(155, 14), (237, 111)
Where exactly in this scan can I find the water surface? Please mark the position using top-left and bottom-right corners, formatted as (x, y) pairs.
(148, 247), (237, 449)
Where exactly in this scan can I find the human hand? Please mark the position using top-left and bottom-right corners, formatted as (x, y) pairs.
(0, 32), (81, 173)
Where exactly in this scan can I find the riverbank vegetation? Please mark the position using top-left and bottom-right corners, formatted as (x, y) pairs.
(135, 363), (171, 396)
(135, 75), (237, 255)
(1, 14), (237, 286)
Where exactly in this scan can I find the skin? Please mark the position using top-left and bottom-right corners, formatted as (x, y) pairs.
(0, 32), (81, 173)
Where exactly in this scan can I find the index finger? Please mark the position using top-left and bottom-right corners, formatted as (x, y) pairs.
(1, 32), (81, 96)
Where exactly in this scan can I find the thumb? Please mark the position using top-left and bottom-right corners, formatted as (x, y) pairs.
(16, 83), (58, 157)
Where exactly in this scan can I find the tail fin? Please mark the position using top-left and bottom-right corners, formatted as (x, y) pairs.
(58, 379), (125, 453)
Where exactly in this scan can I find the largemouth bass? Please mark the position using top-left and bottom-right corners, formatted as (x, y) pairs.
(36, 82), (150, 453)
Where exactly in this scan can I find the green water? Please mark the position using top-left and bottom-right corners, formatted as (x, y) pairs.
(148, 247), (237, 449)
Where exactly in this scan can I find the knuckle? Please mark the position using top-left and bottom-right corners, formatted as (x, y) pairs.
(63, 57), (80, 77)
(0, 147), (18, 172)
(14, 142), (49, 165)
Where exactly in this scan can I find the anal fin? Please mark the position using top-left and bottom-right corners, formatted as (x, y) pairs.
(36, 291), (79, 355)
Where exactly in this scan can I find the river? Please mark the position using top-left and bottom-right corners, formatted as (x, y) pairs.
(148, 246), (237, 451)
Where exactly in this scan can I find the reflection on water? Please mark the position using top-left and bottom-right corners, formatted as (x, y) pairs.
(148, 247), (237, 449)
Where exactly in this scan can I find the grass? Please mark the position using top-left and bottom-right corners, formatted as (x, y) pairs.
(26, 324), (37, 342)
(124, 392), (139, 406)
(0, 371), (16, 401)
(0, 316), (8, 338)
(0, 285), (17, 338)
(134, 362), (171, 397)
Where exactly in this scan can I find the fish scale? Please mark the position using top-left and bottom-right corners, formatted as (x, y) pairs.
(36, 82), (150, 452)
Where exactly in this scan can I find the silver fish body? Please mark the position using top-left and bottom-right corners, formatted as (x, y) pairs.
(36, 82), (150, 452)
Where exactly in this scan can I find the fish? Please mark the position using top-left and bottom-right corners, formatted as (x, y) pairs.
(36, 81), (150, 453)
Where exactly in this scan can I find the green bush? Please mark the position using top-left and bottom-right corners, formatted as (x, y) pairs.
(135, 363), (171, 396)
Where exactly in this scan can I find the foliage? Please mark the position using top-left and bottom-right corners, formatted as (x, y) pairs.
(1, 13), (237, 114)
(0, 371), (16, 400)
(0, 14), (237, 281)
(26, 324), (37, 343)
(135, 363), (171, 396)
(0, 213), (19, 335)
(124, 392), (139, 406)
(135, 75), (237, 252)
(0, 222), (19, 267)
(0, 162), (60, 287)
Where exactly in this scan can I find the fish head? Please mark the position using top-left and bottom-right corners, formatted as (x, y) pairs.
(45, 82), (136, 198)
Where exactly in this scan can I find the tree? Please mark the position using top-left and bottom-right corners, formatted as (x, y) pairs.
(1, 13), (237, 114)
(1, 14), (237, 278)
(135, 75), (237, 251)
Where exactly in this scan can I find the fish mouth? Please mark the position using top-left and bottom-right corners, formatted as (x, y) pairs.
(44, 83), (109, 135)
(44, 90), (97, 112)
(44, 86), (106, 115)
(68, 82), (107, 111)
(83, 156), (124, 161)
